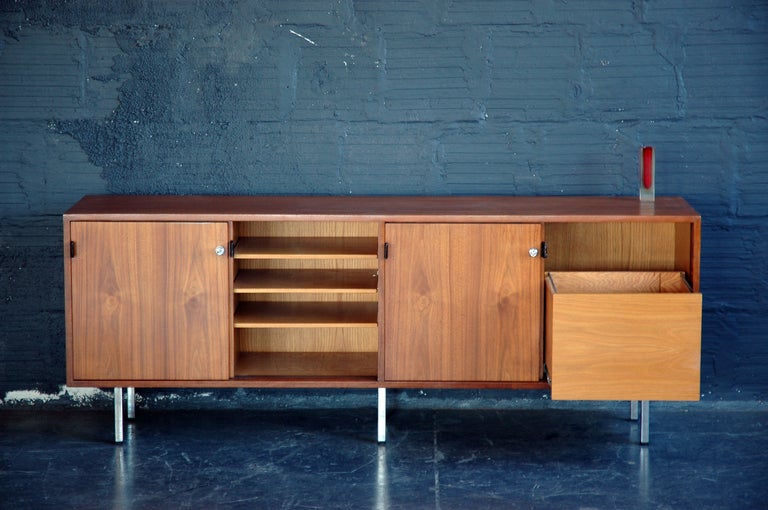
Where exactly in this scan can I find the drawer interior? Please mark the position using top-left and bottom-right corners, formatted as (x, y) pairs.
(546, 271), (693, 295)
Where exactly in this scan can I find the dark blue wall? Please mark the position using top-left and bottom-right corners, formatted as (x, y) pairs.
(1, 1), (766, 402)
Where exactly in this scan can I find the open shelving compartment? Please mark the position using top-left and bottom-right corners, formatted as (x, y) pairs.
(232, 221), (380, 382)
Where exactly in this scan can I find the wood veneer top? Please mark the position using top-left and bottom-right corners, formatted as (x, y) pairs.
(64, 195), (699, 222)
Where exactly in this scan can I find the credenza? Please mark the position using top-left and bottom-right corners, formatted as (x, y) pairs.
(63, 195), (702, 444)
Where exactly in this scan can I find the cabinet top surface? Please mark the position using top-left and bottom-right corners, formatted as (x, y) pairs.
(64, 195), (699, 222)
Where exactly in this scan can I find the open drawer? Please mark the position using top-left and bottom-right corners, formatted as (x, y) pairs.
(545, 272), (701, 401)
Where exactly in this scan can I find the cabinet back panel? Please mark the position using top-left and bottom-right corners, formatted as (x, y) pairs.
(236, 259), (378, 270)
(236, 221), (379, 237)
(237, 328), (377, 353)
(544, 222), (678, 272)
(236, 293), (378, 303)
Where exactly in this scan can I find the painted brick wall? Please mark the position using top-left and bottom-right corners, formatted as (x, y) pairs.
(1, 1), (766, 402)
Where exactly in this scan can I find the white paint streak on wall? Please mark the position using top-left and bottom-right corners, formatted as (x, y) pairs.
(288, 29), (317, 46)
(1, 386), (112, 406)
(1, 387), (220, 407)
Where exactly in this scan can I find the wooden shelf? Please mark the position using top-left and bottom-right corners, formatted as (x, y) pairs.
(235, 237), (378, 259)
(234, 352), (378, 378)
(234, 269), (378, 294)
(235, 302), (378, 328)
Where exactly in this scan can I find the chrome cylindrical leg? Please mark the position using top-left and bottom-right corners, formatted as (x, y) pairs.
(630, 400), (639, 420)
(114, 387), (124, 443)
(639, 400), (650, 445)
(126, 387), (135, 420)
(377, 388), (386, 443)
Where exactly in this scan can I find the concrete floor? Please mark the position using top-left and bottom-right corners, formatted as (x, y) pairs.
(1, 399), (766, 509)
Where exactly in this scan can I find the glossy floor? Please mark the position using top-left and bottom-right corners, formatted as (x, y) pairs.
(1, 400), (766, 509)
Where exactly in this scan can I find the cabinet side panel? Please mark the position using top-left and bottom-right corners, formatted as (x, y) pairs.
(64, 220), (75, 385)
(680, 220), (702, 292)
(544, 277), (554, 383)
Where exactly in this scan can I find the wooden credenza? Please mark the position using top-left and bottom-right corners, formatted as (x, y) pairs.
(63, 195), (702, 443)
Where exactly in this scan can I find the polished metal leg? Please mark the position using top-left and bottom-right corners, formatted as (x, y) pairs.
(114, 387), (124, 443)
(639, 400), (650, 445)
(377, 388), (386, 443)
(126, 387), (135, 420)
(630, 400), (639, 421)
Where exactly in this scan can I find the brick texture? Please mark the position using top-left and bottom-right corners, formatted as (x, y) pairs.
(1, 0), (766, 400)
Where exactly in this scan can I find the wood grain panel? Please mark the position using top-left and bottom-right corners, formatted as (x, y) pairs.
(234, 269), (378, 293)
(544, 222), (677, 271)
(234, 352), (378, 378)
(384, 223), (543, 382)
(237, 328), (377, 353)
(236, 220), (379, 238)
(65, 195), (701, 223)
(234, 302), (378, 327)
(235, 236), (378, 259)
(546, 272), (701, 401)
(70, 222), (230, 381)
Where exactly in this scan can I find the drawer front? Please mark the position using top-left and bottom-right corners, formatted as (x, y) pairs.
(546, 288), (702, 401)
